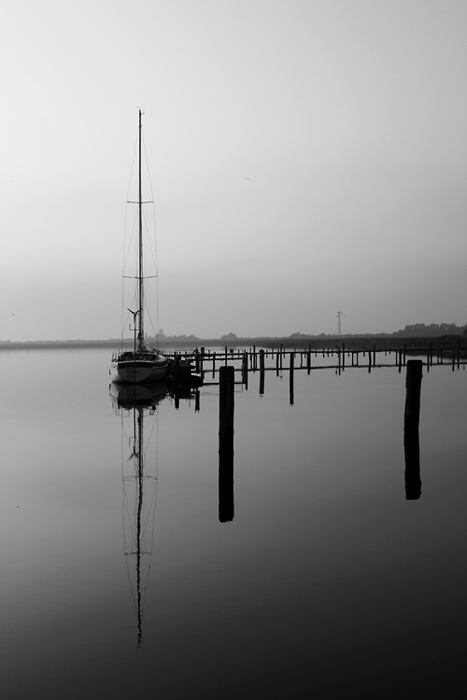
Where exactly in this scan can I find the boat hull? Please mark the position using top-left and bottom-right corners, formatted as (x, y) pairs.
(110, 358), (168, 384)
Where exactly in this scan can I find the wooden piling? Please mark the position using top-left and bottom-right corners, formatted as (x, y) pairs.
(404, 360), (423, 500)
(219, 366), (235, 522)
(242, 352), (248, 389)
(259, 349), (265, 395)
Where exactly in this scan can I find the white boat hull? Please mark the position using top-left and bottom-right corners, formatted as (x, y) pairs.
(110, 358), (168, 384)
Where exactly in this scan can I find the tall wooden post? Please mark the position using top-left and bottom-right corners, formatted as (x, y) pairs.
(404, 360), (423, 500)
(219, 366), (235, 522)
(259, 349), (265, 396)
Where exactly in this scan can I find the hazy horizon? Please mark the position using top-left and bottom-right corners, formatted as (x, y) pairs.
(2, 1), (467, 342)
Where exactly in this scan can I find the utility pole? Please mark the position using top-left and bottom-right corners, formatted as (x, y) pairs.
(336, 310), (345, 336)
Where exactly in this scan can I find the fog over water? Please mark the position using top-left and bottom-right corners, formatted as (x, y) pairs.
(2, 1), (467, 341)
(1, 348), (466, 697)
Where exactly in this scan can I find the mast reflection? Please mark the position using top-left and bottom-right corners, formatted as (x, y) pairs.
(110, 382), (167, 647)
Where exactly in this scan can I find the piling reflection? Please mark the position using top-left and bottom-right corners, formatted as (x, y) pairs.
(289, 352), (294, 405)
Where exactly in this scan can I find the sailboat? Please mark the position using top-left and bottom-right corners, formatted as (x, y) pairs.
(110, 110), (169, 384)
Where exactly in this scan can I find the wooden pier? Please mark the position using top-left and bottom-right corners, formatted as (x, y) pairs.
(166, 341), (467, 384)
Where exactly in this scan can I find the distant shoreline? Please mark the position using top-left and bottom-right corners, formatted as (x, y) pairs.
(1, 335), (466, 352)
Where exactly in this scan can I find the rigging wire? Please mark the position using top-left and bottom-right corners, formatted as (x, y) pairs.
(120, 130), (139, 346)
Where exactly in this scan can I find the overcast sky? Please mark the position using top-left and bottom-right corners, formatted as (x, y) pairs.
(1, 0), (467, 341)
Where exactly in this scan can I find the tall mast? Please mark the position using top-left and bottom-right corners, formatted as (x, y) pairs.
(138, 109), (144, 349)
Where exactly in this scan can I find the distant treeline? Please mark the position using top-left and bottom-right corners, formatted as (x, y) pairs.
(1, 323), (467, 349)
(392, 323), (467, 337)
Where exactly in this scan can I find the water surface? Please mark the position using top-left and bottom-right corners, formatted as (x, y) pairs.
(1, 349), (466, 698)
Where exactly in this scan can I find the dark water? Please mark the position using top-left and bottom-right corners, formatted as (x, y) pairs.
(1, 349), (466, 698)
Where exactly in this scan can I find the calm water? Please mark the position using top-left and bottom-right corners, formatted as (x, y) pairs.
(1, 348), (466, 698)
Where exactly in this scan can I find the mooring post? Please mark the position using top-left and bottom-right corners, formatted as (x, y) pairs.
(307, 345), (311, 374)
(219, 366), (235, 522)
(404, 359), (423, 500)
(259, 349), (265, 396)
(289, 352), (294, 405)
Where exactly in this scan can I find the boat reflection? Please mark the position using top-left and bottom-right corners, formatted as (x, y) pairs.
(109, 377), (203, 647)
(109, 381), (168, 410)
(110, 382), (166, 647)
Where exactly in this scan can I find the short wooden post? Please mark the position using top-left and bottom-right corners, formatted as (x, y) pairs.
(242, 351), (248, 387)
(307, 345), (311, 374)
(259, 349), (265, 396)
(219, 366), (235, 522)
(404, 360), (423, 500)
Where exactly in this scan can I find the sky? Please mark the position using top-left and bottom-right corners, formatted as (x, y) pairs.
(1, 0), (467, 341)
